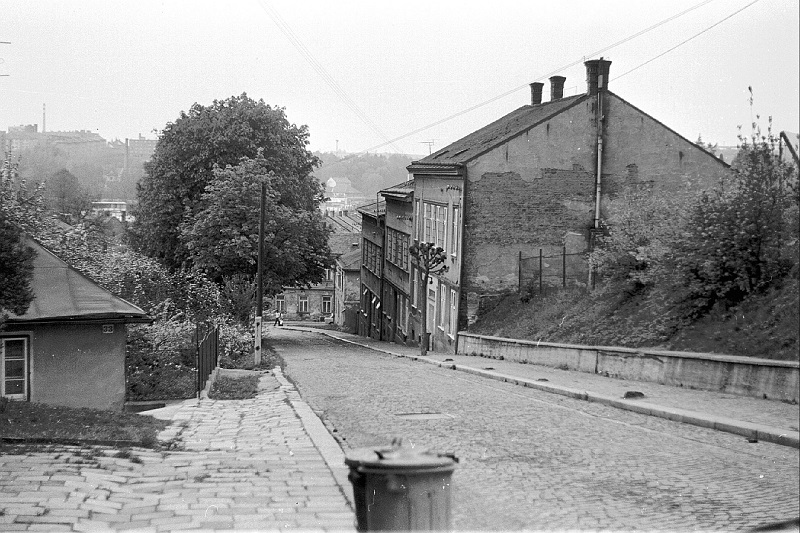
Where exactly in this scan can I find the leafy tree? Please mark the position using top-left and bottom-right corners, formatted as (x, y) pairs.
(132, 93), (319, 269)
(0, 154), (40, 327)
(409, 241), (448, 355)
(589, 185), (694, 290)
(45, 168), (93, 223)
(0, 211), (36, 328)
(676, 117), (798, 311)
(180, 154), (332, 293)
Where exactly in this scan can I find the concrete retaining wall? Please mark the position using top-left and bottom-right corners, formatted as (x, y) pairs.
(457, 333), (799, 402)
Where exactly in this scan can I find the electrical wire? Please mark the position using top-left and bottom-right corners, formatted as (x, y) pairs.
(257, 0), (404, 155)
(318, 0), (760, 169)
(613, 0), (760, 81)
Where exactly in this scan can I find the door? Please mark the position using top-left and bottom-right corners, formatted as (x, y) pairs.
(1, 337), (28, 400)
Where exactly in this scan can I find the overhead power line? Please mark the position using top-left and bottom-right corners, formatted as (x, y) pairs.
(258, 0), (404, 154)
(319, 0), (759, 170)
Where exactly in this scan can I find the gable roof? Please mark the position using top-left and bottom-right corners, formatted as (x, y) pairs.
(8, 238), (150, 324)
(411, 94), (587, 167)
(336, 246), (362, 271)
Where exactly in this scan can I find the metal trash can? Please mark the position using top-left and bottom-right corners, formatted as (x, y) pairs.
(345, 441), (458, 531)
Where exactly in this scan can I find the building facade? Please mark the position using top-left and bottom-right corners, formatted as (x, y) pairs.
(403, 59), (730, 353)
(357, 201), (385, 340)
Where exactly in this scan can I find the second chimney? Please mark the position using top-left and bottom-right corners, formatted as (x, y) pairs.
(550, 76), (566, 100)
(530, 82), (544, 105)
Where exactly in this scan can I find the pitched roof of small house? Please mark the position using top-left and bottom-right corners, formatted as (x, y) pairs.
(8, 238), (150, 324)
(412, 95), (587, 167)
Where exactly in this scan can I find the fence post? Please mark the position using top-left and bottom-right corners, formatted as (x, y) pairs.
(563, 246), (567, 288)
(539, 248), (543, 294)
(518, 250), (522, 293)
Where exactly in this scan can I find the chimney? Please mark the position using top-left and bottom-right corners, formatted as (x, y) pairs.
(585, 58), (612, 95)
(529, 82), (544, 105)
(549, 76), (566, 100)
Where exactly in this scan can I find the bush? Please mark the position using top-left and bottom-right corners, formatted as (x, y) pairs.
(675, 120), (798, 311)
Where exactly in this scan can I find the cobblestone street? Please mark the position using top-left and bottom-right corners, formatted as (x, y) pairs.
(271, 328), (800, 531)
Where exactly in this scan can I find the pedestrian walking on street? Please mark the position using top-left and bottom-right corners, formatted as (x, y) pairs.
(274, 312), (283, 327)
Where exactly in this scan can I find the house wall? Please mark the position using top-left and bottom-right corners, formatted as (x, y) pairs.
(461, 95), (731, 325)
(275, 286), (334, 321)
(359, 214), (384, 340)
(5, 323), (126, 410)
(335, 266), (360, 333)
(383, 196), (413, 344)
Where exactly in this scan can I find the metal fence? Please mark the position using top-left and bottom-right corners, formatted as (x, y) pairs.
(519, 248), (589, 295)
(195, 323), (219, 396)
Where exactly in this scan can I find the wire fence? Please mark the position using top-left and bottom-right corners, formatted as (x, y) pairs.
(519, 248), (589, 296)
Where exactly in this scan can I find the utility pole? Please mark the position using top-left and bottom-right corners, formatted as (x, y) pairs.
(254, 183), (266, 365)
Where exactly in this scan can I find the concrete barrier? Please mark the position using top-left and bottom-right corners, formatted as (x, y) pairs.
(457, 333), (799, 402)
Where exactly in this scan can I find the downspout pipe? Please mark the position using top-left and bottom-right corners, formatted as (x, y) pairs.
(593, 86), (605, 229)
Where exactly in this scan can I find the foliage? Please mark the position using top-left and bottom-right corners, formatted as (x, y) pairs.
(0, 211), (36, 327)
(208, 375), (260, 400)
(181, 153), (332, 291)
(132, 93), (320, 269)
(45, 168), (93, 223)
(313, 151), (418, 200)
(675, 118), (798, 311)
(0, 155), (40, 326)
(220, 274), (257, 324)
(589, 185), (694, 289)
(126, 319), (197, 401)
(409, 241), (448, 355)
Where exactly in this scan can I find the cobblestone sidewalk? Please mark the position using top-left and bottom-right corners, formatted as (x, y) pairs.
(0, 372), (354, 532)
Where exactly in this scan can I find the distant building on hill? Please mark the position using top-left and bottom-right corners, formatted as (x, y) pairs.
(323, 176), (367, 215)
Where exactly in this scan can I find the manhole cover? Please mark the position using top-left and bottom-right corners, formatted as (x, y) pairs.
(395, 412), (453, 421)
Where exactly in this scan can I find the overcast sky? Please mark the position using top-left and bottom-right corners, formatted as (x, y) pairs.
(1, 0), (797, 156)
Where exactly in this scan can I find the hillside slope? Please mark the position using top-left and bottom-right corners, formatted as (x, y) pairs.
(470, 276), (799, 361)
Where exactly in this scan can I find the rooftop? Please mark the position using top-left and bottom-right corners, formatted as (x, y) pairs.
(8, 238), (150, 324)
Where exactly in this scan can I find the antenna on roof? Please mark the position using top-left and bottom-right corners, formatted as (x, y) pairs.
(420, 140), (436, 155)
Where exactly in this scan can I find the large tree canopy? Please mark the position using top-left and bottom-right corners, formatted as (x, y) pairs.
(132, 93), (320, 269)
(181, 154), (331, 293)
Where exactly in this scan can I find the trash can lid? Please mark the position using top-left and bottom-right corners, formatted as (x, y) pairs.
(345, 444), (458, 471)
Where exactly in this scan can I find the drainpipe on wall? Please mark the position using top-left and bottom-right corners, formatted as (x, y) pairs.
(593, 89), (604, 230)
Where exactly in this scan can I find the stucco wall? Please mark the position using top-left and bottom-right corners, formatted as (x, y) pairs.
(461, 93), (730, 300)
(8, 323), (127, 410)
(459, 333), (799, 402)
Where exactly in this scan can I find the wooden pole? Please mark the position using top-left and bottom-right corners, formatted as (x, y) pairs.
(254, 183), (265, 365)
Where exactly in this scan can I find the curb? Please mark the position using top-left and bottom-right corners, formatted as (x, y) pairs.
(285, 326), (800, 449)
(271, 366), (355, 510)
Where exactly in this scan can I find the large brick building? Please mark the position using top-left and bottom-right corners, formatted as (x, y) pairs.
(404, 59), (730, 353)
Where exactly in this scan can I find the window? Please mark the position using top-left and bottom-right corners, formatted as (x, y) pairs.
(439, 286), (448, 329)
(1, 337), (27, 399)
(386, 228), (410, 271)
(299, 295), (309, 313)
(450, 289), (458, 335)
(411, 267), (419, 309)
(423, 202), (448, 249)
(276, 294), (285, 313)
(322, 296), (332, 314)
(363, 239), (382, 276)
(325, 268), (333, 281)
(450, 206), (460, 260)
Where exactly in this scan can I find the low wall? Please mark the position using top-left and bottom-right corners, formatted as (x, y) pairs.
(457, 333), (799, 402)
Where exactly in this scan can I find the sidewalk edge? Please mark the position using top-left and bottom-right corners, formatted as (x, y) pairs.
(272, 365), (355, 509)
